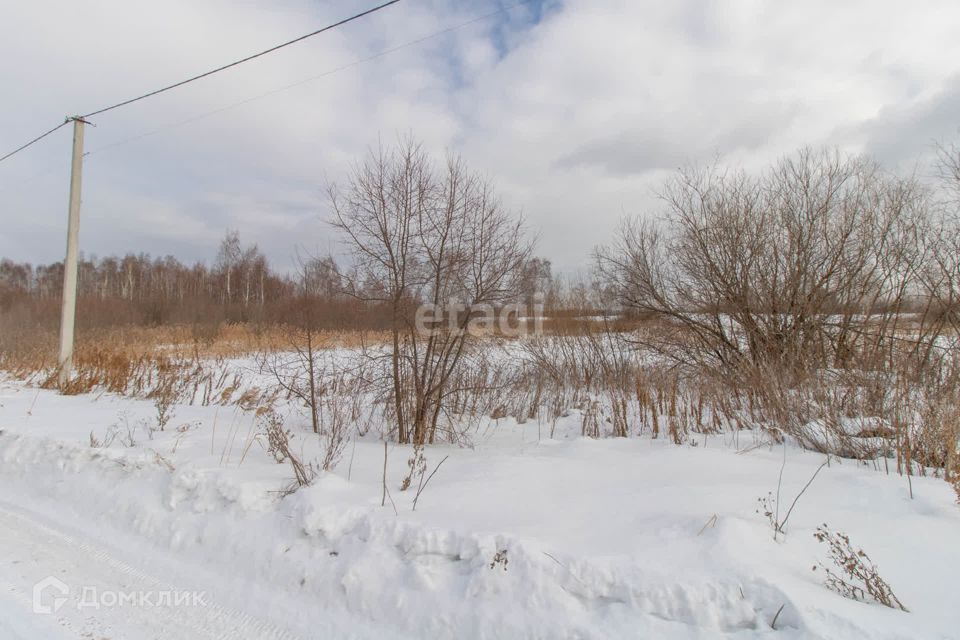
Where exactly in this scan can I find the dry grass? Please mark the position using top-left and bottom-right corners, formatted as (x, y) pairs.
(813, 524), (908, 611)
(2, 323), (384, 367)
(0, 323), (388, 406)
(1, 317), (955, 490)
(73, 323), (385, 359)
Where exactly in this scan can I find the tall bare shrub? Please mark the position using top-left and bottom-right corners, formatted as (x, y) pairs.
(595, 148), (944, 456)
(329, 138), (532, 445)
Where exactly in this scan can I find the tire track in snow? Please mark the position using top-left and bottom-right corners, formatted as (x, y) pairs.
(0, 499), (303, 640)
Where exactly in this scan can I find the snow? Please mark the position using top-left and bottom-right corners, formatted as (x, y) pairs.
(0, 375), (958, 639)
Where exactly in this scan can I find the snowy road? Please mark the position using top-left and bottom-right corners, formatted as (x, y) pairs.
(0, 500), (303, 640)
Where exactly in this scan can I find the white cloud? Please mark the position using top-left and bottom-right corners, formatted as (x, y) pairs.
(2, 0), (959, 274)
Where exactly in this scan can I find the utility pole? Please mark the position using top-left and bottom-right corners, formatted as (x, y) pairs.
(58, 116), (87, 388)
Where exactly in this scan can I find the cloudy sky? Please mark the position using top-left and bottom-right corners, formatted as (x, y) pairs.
(2, 0), (959, 274)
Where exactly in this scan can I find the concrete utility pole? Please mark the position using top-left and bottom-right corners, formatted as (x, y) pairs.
(57, 117), (86, 388)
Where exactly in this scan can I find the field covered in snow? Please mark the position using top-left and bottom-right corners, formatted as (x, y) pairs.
(1, 372), (957, 639)
(3, 7), (960, 636)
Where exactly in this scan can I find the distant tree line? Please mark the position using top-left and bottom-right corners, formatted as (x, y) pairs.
(1, 231), (331, 329)
(0, 229), (560, 332)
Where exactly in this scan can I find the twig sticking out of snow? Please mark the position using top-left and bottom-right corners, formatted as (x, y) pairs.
(777, 459), (829, 535)
(770, 604), (786, 629)
(210, 407), (219, 456)
(413, 455), (449, 511)
(347, 436), (357, 482)
(542, 551), (586, 587)
(697, 514), (718, 536)
(380, 441), (398, 516)
(381, 441), (388, 507)
(760, 452), (830, 540)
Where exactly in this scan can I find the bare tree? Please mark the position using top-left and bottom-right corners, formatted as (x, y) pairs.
(595, 149), (930, 374)
(927, 142), (960, 334)
(303, 255), (343, 300)
(593, 148), (953, 460)
(329, 138), (532, 444)
(215, 230), (242, 304)
(258, 260), (325, 434)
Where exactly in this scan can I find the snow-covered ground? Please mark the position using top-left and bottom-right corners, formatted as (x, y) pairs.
(0, 376), (957, 639)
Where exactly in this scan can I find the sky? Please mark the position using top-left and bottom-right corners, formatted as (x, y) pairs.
(2, 0), (959, 275)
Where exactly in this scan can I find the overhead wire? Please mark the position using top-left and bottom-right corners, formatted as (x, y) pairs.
(0, 0), (401, 165)
(0, 120), (70, 164)
(87, 1), (531, 158)
(80, 0), (401, 119)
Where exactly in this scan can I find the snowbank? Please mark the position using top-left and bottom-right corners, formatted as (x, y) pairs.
(0, 380), (957, 639)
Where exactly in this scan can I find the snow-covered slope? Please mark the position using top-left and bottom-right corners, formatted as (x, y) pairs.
(0, 379), (957, 639)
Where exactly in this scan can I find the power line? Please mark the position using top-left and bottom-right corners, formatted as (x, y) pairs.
(88, 1), (530, 158)
(82, 0), (401, 119)
(0, 0), (401, 165)
(0, 0), (533, 190)
(0, 1), (532, 192)
(0, 120), (69, 164)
